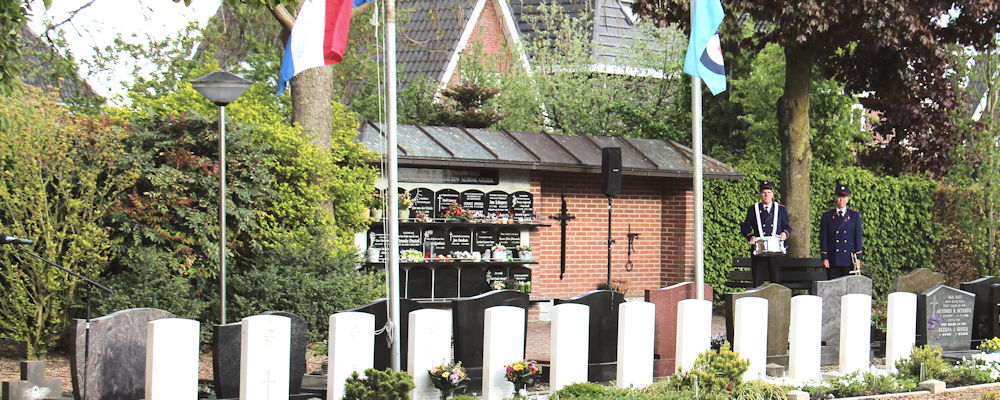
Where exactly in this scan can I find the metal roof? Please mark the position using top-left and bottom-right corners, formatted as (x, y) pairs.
(356, 121), (742, 179)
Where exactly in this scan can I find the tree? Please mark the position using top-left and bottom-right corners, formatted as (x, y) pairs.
(632, 0), (1000, 257)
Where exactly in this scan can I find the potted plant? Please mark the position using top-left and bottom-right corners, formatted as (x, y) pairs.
(504, 359), (540, 398)
(427, 361), (469, 400)
(490, 244), (507, 261)
(515, 245), (532, 260)
(368, 190), (385, 219)
(398, 193), (413, 219)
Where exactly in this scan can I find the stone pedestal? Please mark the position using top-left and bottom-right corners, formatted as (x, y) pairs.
(550, 303), (589, 392)
(482, 306), (525, 400)
(788, 295), (821, 381)
(886, 292), (917, 371)
(675, 299), (711, 373)
(839, 294), (871, 373)
(328, 312), (375, 400)
(616, 301), (654, 388)
(408, 309), (453, 400)
(734, 297), (768, 381)
(146, 318), (199, 399)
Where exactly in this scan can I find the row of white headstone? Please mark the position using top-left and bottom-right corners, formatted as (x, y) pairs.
(142, 292), (916, 400)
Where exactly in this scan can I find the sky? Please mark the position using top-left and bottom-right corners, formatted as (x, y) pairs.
(27, 0), (221, 99)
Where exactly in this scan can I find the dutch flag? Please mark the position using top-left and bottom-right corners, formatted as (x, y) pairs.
(277, 0), (374, 95)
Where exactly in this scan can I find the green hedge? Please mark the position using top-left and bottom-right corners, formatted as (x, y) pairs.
(704, 165), (940, 300)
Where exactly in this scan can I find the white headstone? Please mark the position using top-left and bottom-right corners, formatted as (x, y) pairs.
(145, 318), (199, 400)
(617, 301), (655, 388)
(675, 299), (712, 373)
(839, 294), (872, 374)
(788, 295), (822, 380)
(408, 309), (453, 400)
(734, 297), (768, 381)
(328, 312), (375, 400)
(886, 292), (917, 371)
(240, 315), (291, 400)
(550, 303), (589, 391)
(482, 306), (525, 400)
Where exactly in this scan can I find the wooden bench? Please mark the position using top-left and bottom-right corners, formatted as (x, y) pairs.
(726, 257), (827, 290)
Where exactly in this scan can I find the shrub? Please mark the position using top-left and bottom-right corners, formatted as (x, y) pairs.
(644, 379), (734, 399)
(895, 345), (949, 381)
(669, 343), (750, 392)
(553, 382), (609, 399)
(343, 368), (415, 400)
(730, 380), (786, 400)
(947, 358), (995, 386)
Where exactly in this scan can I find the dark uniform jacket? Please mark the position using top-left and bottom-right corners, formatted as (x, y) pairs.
(740, 202), (791, 254)
(819, 208), (863, 266)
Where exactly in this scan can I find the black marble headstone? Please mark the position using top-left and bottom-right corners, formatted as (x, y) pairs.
(917, 285), (975, 351)
(473, 228), (496, 254)
(423, 227), (447, 257)
(452, 290), (529, 394)
(959, 276), (998, 343)
(554, 290), (625, 382)
(461, 189), (486, 216)
(497, 228), (521, 250)
(213, 311), (310, 399)
(460, 266), (490, 297)
(399, 226), (422, 250)
(509, 191), (533, 221)
(409, 188), (435, 218)
(70, 308), (175, 400)
(407, 266), (434, 298)
(447, 227), (473, 254)
(435, 265), (460, 298)
(436, 189), (460, 216)
(486, 190), (511, 216)
(992, 284), (1000, 339)
(485, 267), (508, 288)
(344, 298), (424, 371)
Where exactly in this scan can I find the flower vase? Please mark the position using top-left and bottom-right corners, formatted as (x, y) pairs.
(399, 209), (410, 220)
(519, 251), (532, 260)
(438, 388), (453, 400)
(493, 249), (507, 261)
(371, 208), (382, 219)
(513, 385), (527, 399)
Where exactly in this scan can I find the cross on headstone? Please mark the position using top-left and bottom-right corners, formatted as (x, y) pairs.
(1, 361), (62, 400)
(261, 371), (276, 400)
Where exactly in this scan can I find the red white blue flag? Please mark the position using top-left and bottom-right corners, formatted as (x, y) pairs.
(277, 0), (374, 95)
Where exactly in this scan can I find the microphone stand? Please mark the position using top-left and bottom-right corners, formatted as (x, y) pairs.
(12, 245), (112, 400)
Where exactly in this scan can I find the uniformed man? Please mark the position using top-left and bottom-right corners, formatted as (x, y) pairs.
(819, 183), (864, 279)
(740, 181), (791, 287)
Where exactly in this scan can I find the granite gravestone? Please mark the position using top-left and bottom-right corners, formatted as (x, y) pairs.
(485, 266), (508, 289)
(497, 228), (521, 252)
(959, 276), (998, 344)
(213, 311), (310, 399)
(452, 290), (529, 394)
(70, 308), (174, 400)
(992, 284), (1000, 339)
(409, 188), (435, 219)
(812, 275), (873, 346)
(473, 228), (496, 254)
(486, 190), (511, 217)
(725, 284), (792, 364)
(554, 290), (626, 382)
(917, 285), (975, 352)
(461, 190), (486, 216)
(644, 283), (714, 376)
(436, 189), (460, 216)
(399, 226), (422, 251)
(2, 361), (62, 400)
(509, 191), (533, 221)
(893, 268), (945, 294)
(510, 266), (531, 292)
(346, 298), (424, 371)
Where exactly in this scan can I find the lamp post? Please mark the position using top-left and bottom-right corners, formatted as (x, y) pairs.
(191, 71), (251, 325)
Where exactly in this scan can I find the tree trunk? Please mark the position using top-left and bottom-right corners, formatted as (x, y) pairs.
(290, 66), (333, 150)
(777, 45), (814, 258)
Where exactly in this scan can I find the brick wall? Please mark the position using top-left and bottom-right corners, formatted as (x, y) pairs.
(528, 171), (696, 302)
(451, 0), (515, 86)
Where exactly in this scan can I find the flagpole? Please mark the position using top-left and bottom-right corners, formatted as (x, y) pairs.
(384, 0), (403, 371)
(691, 1), (705, 301)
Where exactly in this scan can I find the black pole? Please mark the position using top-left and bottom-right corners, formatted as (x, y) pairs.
(606, 196), (614, 287)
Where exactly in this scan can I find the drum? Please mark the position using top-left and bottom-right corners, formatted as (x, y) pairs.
(754, 236), (786, 256)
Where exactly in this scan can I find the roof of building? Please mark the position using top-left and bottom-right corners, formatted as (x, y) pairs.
(356, 121), (742, 179)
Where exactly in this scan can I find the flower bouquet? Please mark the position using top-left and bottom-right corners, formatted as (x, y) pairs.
(504, 359), (540, 397)
(427, 361), (469, 400)
(442, 202), (472, 221)
(401, 249), (424, 262)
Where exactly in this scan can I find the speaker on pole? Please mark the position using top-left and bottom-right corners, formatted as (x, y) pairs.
(601, 147), (622, 197)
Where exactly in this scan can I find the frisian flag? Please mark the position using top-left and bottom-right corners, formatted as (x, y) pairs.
(683, 0), (726, 95)
(277, 0), (375, 95)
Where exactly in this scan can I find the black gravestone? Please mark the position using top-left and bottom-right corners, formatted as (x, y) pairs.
(423, 227), (447, 257)
(435, 265), (460, 298)
(511, 266), (532, 292)
(460, 266), (490, 297)
(213, 312), (310, 399)
(554, 290), (625, 382)
(486, 190), (511, 217)
(344, 298), (424, 371)
(959, 276), (998, 344)
(509, 191), (533, 221)
(461, 189), (486, 216)
(70, 308), (175, 400)
(473, 228), (496, 254)
(447, 227), (473, 254)
(917, 285), (975, 351)
(407, 266), (433, 298)
(409, 188), (435, 218)
(497, 228), (521, 250)
(452, 291), (529, 394)
(436, 189), (460, 217)
(399, 226), (422, 250)
(992, 284), (1000, 339)
(485, 266), (508, 289)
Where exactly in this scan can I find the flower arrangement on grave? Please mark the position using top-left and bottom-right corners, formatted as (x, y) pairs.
(427, 361), (469, 400)
(927, 316), (942, 343)
(514, 244), (532, 259)
(400, 249), (424, 262)
(504, 359), (541, 396)
(450, 251), (473, 260)
(399, 194), (413, 210)
(981, 337), (1000, 353)
(491, 280), (505, 291)
(490, 244), (506, 252)
(442, 202), (471, 221)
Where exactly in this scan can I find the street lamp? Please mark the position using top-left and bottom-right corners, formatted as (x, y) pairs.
(191, 71), (251, 325)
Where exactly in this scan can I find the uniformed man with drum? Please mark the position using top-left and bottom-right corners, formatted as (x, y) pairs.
(740, 181), (791, 287)
(819, 184), (863, 279)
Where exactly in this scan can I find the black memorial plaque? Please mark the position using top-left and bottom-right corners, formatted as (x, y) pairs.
(435, 266), (459, 298)
(510, 191), (534, 221)
(423, 227), (447, 258)
(498, 228), (521, 249)
(917, 285), (975, 351)
(960, 276), (998, 343)
(451, 291), (529, 394)
(407, 266), (433, 298)
(485, 267), (508, 288)
(473, 228), (497, 254)
(992, 284), (1000, 338)
(447, 227), (473, 254)
(461, 190), (486, 216)
(399, 226), (422, 250)
(554, 290), (625, 382)
(436, 189), (461, 217)
(486, 190), (511, 216)
(409, 188), (435, 219)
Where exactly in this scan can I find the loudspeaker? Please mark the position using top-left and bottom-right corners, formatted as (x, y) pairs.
(601, 147), (622, 197)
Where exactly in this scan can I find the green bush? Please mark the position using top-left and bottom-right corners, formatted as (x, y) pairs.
(730, 380), (786, 400)
(553, 382), (609, 399)
(895, 345), (949, 381)
(947, 358), (994, 386)
(802, 371), (917, 398)
(669, 343), (750, 392)
(643, 379), (733, 399)
(343, 368), (415, 400)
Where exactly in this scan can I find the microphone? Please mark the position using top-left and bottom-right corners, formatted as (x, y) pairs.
(0, 233), (33, 245)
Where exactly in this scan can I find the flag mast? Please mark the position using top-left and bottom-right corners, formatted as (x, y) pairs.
(384, 0), (403, 371)
(691, 0), (705, 301)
